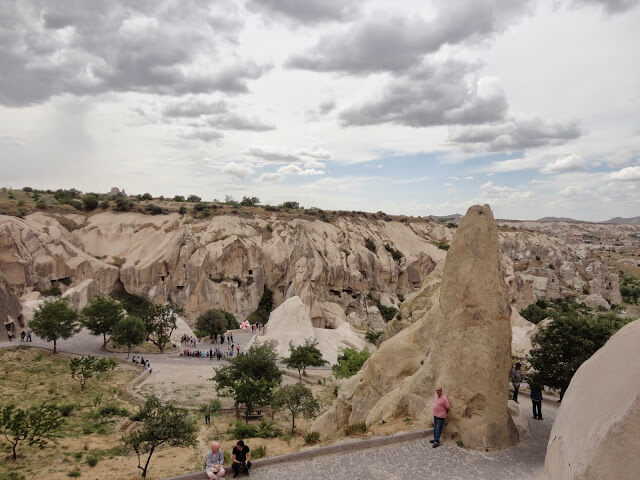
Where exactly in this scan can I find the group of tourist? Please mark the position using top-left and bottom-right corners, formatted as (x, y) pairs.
(131, 355), (152, 373)
(5, 328), (32, 342)
(180, 334), (198, 347)
(181, 345), (241, 360)
(205, 440), (251, 479)
(212, 332), (234, 345)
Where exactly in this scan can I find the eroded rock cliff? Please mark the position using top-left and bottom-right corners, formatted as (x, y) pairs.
(312, 205), (518, 450)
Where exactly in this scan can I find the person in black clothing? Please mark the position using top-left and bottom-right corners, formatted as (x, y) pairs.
(530, 382), (543, 420)
(231, 440), (251, 477)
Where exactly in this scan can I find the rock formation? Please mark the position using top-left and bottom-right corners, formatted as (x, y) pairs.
(0, 272), (22, 341)
(313, 205), (518, 450)
(249, 296), (367, 364)
(543, 319), (640, 480)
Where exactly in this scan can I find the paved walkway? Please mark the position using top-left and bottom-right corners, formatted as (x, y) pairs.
(252, 403), (555, 480)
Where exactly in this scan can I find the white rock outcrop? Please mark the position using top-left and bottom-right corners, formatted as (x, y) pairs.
(250, 296), (367, 365)
(543, 319), (640, 480)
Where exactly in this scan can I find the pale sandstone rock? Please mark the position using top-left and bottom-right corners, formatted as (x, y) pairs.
(313, 205), (517, 450)
(543, 319), (640, 480)
(0, 272), (22, 341)
(249, 296), (368, 365)
(510, 309), (536, 355)
(508, 400), (530, 437)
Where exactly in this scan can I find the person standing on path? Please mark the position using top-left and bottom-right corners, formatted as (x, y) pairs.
(430, 387), (451, 448)
(26, 328), (32, 342)
(530, 381), (543, 420)
(511, 362), (522, 403)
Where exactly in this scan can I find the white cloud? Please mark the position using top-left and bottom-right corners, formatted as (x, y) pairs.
(479, 181), (533, 204)
(539, 154), (586, 174)
(222, 163), (255, 178)
(606, 165), (640, 181)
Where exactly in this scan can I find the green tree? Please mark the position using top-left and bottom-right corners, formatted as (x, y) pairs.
(144, 303), (184, 353)
(240, 196), (260, 207)
(187, 195), (201, 203)
(141, 193), (152, 201)
(0, 404), (63, 460)
(81, 295), (124, 347)
(246, 287), (273, 324)
(69, 355), (117, 391)
(115, 195), (132, 212)
(111, 316), (146, 358)
(31, 298), (79, 353)
(283, 339), (328, 382)
(528, 313), (629, 400)
(124, 396), (197, 478)
(332, 347), (371, 379)
(82, 194), (99, 211)
(195, 309), (238, 338)
(272, 384), (320, 434)
(214, 343), (281, 422)
(173, 195), (185, 202)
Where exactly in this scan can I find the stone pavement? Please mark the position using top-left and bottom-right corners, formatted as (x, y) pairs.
(251, 405), (555, 480)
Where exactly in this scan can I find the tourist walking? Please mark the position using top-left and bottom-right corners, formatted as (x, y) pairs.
(26, 328), (32, 342)
(511, 362), (522, 403)
(530, 381), (543, 420)
(204, 441), (225, 480)
(20, 330), (25, 342)
(430, 387), (450, 448)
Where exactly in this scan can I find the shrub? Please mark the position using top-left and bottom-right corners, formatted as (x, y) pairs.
(178, 205), (187, 215)
(240, 196), (260, 207)
(114, 196), (132, 212)
(57, 403), (75, 417)
(99, 200), (110, 209)
(548, 263), (555, 269)
(332, 348), (371, 379)
(279, 201), (299, 209)
(344, 422), (368, 435)
(375, 300), (397, 322)
(141, 193), (152, 201)
(174, 195), (185, 202)
(96, 405), (129, 417)
(22, 186), (33, 192)
(255, 420), (281, 438)
(365, 330), (383, 344)
(364, 238), (376, 253)
(67, 469), (81, 478)
(36, 199), (47, 209)
(82, 195), (99, 211)
(144, 203), (167, 215)
(303, 431), (321, 445)
(228, 422), (258, 438)
(384, 244), (404, 261)
(252, 445), (267, 459)
(187, 195), (201, 203)
(86, 456), (99, 467)
(435, 240), (449, 250)
(69, 200), (83, 210)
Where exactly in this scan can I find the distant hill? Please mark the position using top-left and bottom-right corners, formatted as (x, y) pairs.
(602, 216), (640, 224)
(428, 214), (462, 223)
(536, 217), (589, 223)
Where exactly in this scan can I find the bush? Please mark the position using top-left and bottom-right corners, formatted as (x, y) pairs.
(365, 330), (383, 344)
(96, 405), (129, 417)
(114, 196), (132, 212)
(364, 238), (376, 253)
(67, 469), (81, 478)
(435, 240), (449, 250)
(144, 203), (167, 215)
(36, 199), (47, 209)
(228, 422), (258, 438)
(303, 431), (320, 445)
(69, 200), (83, 210)
(141, 193), (152, 201)
(279, 201), (299, 209)
(332, 348), (371, 379)
(22, 186), (33, 192)
(344, 422), (368, 435)
(187, 195), (201, 203)
(86, 456), (99, 467)
(240, 196), (260, 207)
(256, 420), (281, 438)
(82, 195), (99, 211)
(384, 244), (404, 261)
(178, 205), (187, 215)
(174, 195), (185, 202)
(57, 403), (76, 417)
(252, 445), (267, 459)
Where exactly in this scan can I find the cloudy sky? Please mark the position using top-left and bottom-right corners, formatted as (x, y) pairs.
(1, 0), (639, 220)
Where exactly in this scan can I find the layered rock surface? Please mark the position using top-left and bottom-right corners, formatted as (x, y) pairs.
(543, 319), (640, 479)
(313, 205), (517, 450)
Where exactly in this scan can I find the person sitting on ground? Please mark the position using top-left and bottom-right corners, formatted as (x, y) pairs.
(205, 441), (225, 480)
(231, 440), (251, 477)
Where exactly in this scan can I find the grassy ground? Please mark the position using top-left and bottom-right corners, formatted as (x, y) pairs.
(0, 347), (385, 480)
